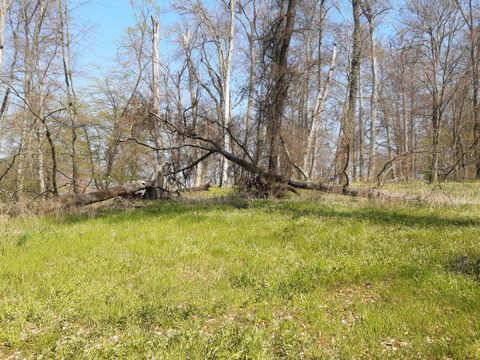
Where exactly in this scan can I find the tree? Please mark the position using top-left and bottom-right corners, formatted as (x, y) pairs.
(361, 0), (387, 181)
(406, 0), (463, 182)
(454, 0), (480, 178)
(263, 0), (297, 186)
(336, 0), (362, 186)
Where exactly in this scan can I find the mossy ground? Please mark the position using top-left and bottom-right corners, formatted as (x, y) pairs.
(1, 184), (479, 359)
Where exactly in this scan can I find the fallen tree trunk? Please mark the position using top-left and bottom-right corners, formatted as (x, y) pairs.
(33, 182), (214, 213)
(156, 100), (431, 203)
(178, 183), (211, 193)
(34, 181), (149, 213)
(287, 179), (424, 202)
(142, 183), (211, 199)
(216, 146), (426, 202)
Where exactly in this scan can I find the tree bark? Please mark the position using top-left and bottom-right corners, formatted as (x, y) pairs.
(265, 0), (297, 182)
(37, 181), (150, 213)
(336, 0), (361, 186)
(304, 44), (337, 179)
(58, 0), (79, 194)
(363, 2), (378, 182)
(151, 16), (165, 190)
(221, 0), (237, 187)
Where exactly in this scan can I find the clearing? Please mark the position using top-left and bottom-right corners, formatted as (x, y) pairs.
(0, 184), (479, 358)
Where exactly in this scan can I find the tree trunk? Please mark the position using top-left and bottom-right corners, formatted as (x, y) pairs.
(0, 0), (12, 79)
(58, 0), (80, 194)
(336, 0), (361, 186)
(430, 104), (440, 183)
(220, 0), (237, 188)
(151, 16), (165, 190)
(366, 14), (378, 182)
(37, 181), (150, 213)
(304, 44), (337, 179)
(358, 71), (364, 182)
(265, 0), (297, 183)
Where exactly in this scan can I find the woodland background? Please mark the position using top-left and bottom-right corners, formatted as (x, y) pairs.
(0, 0), (479, 201)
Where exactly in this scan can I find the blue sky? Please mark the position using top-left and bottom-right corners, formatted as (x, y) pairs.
(75, 0), (133, 68)
(71, 0), (404, 83)
(73, 0), (178, 74)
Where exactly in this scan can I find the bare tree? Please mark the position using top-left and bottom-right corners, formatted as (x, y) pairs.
(406, 0), (463, 182)
(454, 0), (480, 178)
(336, 0), (362, 186)
(303, 43), (337, 179)
(0, 0), (12, 78)
(361, 0), (387, 181)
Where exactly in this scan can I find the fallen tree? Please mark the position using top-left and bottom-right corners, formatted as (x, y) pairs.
(287, 179), (424, 202)
(27, 144), (431, 214)
(116, 115), (431, 203)
(31, 181), (213, 213)
(33, 180), (150, 213)
(141, 182), (211, 199)
(209, 142), (426, 201)
(178, 182), (211, 193)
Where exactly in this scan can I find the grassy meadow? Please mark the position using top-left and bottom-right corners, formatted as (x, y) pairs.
(0, 184), (480, 359)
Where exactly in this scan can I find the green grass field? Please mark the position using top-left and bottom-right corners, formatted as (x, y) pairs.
(1, 185), (480, 359)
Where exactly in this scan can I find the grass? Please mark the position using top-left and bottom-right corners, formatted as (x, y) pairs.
(354, 179), (480, 204)
(0, 185), (480, 358)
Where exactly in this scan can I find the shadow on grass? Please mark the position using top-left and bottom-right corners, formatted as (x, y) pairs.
(448, 254), (480, 281)
(256, 202), (480, 229)
(55, 196), (246, 225)
(54, 195), (479, 230)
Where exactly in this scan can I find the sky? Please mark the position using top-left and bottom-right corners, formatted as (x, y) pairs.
(73, 0), (404, 62)
(75, 0), (133, 69)
(69, 0), (405, 88)
(73, 0), (178, 76)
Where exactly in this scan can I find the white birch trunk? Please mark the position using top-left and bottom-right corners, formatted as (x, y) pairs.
(0, 0), (11, 79)
(304, 44), (337, 178)
(367, 31), (378, 181)
(151, 16), (164, 189)
(221, 0), (237, 187)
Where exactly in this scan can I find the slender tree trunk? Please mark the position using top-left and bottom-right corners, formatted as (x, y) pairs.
(304, 44), (337, 179)
(0, 15), (19, 139)
(36, 122), (46, 197)
(431, 103), (440, 183)
(367, 20), (378, 181)
(408, 94), (416, 180)
(401, 92), (408, 179)
(15, 117), (29, 201)
(43, 119), (58, 195)
(58, 0), (80, 194)
(36, 84), (47, 197)
(469, 10), (480, 178)
(336, 0), (361, 186)
(245, 0), (257, 152)
(0, 0), (12, 79)
(182, 33), (204, 187)
(455, 0), (480, 177)
(221, 0), (237, 187)
(358, 71), (364, 182)
(83, 126), (100, 190)
(385, 118), (396, 180)
(245, 31), (256, 150)
(151, 16), (165, 190)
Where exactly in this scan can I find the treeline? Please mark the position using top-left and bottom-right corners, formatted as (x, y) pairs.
(0, 0), (479, 201)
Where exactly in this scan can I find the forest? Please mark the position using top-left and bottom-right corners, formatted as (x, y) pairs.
(1, 0), (480, 358)
(1, 0), (479, 199)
